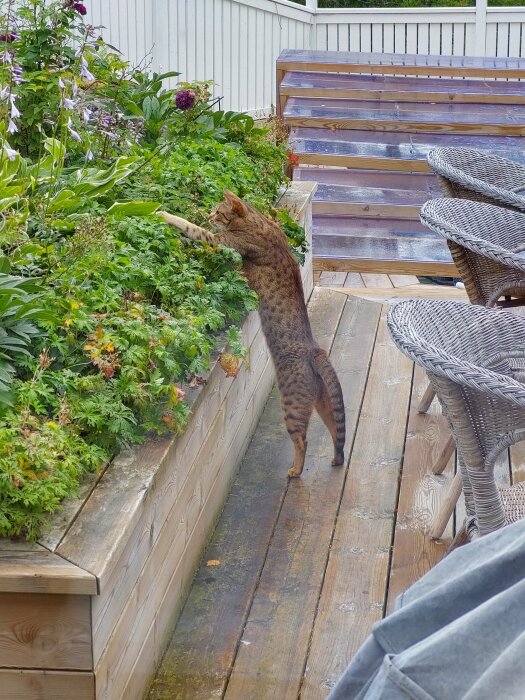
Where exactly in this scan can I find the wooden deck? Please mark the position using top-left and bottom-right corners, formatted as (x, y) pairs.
(147, 287), (525, 700)
(278, 49), (525, 276)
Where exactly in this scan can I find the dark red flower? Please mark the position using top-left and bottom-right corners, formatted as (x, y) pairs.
(73, 2), (87, 15)
(0, 33), (18, 43)
(175, 89), (196, 111)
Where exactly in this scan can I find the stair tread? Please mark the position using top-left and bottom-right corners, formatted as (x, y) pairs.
(314, 182), (435, 205)
(313, 231), (452, 265)
(294, 168), (437, 189)
(284, 97), (525, 125)
(312, 215), (438, 239)
(277, 49), (525, 77)
(281, 71), (525, 101)
(290, 128), (525, 165)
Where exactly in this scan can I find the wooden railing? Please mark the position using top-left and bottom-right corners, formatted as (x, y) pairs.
(86, 1), (525, 114)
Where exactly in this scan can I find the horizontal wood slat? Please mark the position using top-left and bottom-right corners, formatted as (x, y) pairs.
(0, 669), (95, 700)
(0, 593), (92, 670)
(281, 71), (525, 105)
(277, 48), (525, 78)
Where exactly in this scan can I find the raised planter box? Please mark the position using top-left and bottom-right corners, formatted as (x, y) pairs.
(0, 182), (316, 700)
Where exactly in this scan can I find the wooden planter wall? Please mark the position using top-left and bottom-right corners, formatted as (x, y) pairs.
(0, 182), (316, 700)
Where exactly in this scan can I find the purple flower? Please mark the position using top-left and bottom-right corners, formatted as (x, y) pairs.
(67, 116), (82, 142)
(175, 89), (196, 111)
(80, 57), (95, 82)
(7, 119), (17, 134)
(73, 3), (87, 15)
(0, 34), (17, 43)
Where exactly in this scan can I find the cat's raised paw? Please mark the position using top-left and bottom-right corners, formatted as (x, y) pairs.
(331, 453), (345, 467)
(287, 466), (302, 478)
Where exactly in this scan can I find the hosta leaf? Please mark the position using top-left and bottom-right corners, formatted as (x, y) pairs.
(107, 201), (161, 218)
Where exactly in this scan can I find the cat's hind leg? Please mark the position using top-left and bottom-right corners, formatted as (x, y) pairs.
(282, 398), (314, 478)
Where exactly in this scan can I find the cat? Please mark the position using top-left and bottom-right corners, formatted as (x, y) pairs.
(158, 190), (345, 478)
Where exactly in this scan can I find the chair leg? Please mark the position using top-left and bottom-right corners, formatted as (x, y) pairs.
(418, 383), (435, 413)
(432, 435), (455, 475)
(430, 472), (463, 540)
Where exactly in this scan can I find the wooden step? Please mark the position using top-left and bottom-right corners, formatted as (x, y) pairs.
(283, 97), (525, 136)
(290, 127), (525, 171)
(280, 71), (525, 105)
(313, 215), (455, 275)
(277, 49), (525, 80)
(313, 182), (434, 218)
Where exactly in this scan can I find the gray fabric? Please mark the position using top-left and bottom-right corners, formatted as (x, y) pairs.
(327, 519), (525, 700)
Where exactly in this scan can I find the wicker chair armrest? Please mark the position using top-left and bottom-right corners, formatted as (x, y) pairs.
(420, 199), (525, 273)
(387, 301), (525, 408)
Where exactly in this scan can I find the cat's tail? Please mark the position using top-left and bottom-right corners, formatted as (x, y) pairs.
(312, 347), (345, 466)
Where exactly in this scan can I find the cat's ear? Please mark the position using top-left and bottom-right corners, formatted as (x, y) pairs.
(224, 190), (247, 218)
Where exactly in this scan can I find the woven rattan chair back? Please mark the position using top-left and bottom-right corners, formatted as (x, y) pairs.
(421, 198), (525, 307)
(427, 147), (525, 212)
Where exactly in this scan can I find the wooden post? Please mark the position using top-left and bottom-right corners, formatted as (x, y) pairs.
(474, 0), (488, 57)
(305, 0), (318, 8)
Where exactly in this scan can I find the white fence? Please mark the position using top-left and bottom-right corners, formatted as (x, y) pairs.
(86, 1), (525, 115)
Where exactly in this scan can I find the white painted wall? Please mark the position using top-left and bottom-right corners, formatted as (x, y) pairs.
(85, 1), (525, 114)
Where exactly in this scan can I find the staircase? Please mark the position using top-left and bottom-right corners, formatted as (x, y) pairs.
(277, 49), (525, 276)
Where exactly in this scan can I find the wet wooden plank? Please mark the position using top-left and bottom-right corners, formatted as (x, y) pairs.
(314, 232), (455, 275)
(0, 593), (92, 670)
(224, 298), (382, 700)
(147, 289), (347, 700)
(281, 71), (525, 105)
(0, 669), (94, 700)
(300, 307), (413, 699)
(294, 167), (439, 194)
(0, 551), (97, 595)
(284, 99), (525, 136)
(386, 365), (453, 613)
(277, 49), (525, 79)
(313, 183), (431, 219)
(290, 128), (525, 170)
(313, 216), (436, 240)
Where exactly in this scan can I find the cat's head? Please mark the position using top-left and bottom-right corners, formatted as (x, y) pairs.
(209, 190), (250, 230)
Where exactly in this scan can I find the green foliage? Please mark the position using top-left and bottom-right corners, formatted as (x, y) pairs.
(0, 260), (49, 406)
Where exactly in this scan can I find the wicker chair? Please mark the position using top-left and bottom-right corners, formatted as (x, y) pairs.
(427, 146), (525, 212)
(388, 299), (525, 541)
(418, 198), (525, 536)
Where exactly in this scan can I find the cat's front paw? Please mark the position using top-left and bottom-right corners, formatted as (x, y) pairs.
(287, 466), (302, 478)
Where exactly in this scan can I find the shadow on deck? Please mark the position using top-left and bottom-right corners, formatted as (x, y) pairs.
(147, 288), (525, 700)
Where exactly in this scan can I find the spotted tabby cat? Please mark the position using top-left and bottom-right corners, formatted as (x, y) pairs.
(158, 190), (345, 477)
